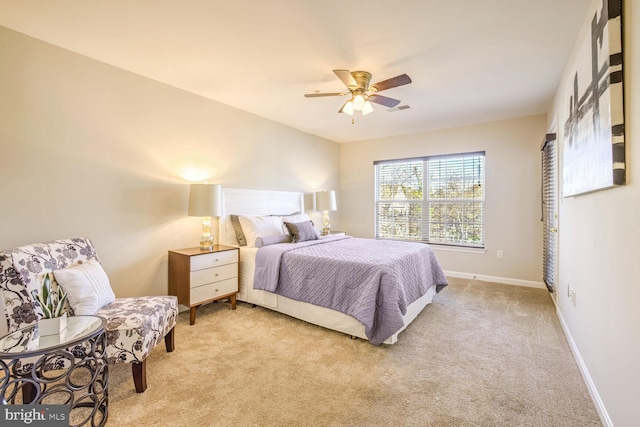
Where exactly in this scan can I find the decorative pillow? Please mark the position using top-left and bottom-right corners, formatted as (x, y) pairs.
(230, 215), (247, 246)
(255, 234), (292, 248)
(284, 221), (320, 243)
(238, 215), (285, 248)
(53, 258), (116, 315)
(279, 213), (311, 235)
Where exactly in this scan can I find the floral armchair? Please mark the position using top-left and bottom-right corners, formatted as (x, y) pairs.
(0, 238), (178, 394)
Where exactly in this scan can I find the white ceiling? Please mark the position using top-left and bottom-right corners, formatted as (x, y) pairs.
(0, 0), (589, 143)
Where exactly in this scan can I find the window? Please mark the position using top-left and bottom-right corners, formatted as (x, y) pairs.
(374, 152), (485, 248)
(541, 134), (557, 291)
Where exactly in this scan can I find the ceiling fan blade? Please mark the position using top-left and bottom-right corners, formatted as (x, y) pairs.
(369, 74), (412, 92)
(333, 69), (357, 89)
(304, 92), (345, 97)
(368, 94), (401, 108)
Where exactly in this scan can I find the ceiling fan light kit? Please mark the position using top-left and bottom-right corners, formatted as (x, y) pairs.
(361, 101), (374, 115)
(353, 93), (366, 110)
(305, 69), (412, 119)
(341, 100), (355, 116)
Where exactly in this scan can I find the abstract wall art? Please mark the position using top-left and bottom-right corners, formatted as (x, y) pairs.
(562, 0), (625, 197)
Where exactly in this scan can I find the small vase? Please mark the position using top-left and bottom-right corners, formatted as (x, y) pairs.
(38, 312), (68, 336)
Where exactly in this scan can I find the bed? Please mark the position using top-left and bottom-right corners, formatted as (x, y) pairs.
(218, 188), (448, 345)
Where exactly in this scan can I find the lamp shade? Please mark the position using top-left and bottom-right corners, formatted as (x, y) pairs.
(315, 190), (337, 211)
(362, 100), (374, 115)
(188, 184), (222, 217)
(342, 100), (355, 116)
(353, 94), (366, 110)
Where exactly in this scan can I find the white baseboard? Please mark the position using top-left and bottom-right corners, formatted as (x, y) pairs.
(554, 305), (612, 427)
(443, 270), (546, 289)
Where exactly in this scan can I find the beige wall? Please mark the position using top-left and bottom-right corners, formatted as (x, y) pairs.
(339, 115), (546, 284)
(0, 27), (339, 301)
(548, 1), (639, 425)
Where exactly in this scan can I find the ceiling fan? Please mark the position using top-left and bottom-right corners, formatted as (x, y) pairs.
(305, 69), (412, 116)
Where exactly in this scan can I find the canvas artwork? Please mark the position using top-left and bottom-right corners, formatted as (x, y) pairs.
(562, 0), (625, 197)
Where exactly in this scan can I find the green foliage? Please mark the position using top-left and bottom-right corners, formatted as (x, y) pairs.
(36, 272), (68, 319)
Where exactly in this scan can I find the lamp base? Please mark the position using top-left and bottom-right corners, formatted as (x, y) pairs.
(199, 242), (213, 251)
(321, 211), (331, 236)
(200, 216), (214, 251)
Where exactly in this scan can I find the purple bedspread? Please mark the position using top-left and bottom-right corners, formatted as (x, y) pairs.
(253, 235), (448, 345)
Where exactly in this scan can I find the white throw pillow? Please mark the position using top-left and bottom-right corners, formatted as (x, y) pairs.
(255, 234), (292, 248)
(238, 215), (284, 247)
(54, 258), (116, 315)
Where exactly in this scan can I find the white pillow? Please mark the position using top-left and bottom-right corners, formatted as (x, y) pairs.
(255, 234), (292, 248)
(238, 215), (284, 247)
(53, 258), (116, 315)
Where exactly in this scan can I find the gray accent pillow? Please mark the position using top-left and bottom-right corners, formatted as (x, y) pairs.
(284, 221), (320, 244)
(230, 215), (247, 246)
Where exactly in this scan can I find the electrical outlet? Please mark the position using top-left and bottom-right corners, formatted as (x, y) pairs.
(570, 290), (576, 307)
(497, 250), (503, 259)
(567, 284), (577, 307)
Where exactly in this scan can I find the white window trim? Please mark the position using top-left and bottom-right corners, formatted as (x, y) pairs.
(430, 245), (486, 254)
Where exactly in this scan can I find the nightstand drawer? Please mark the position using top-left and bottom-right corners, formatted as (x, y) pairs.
(190, 278), (238, 304)
(190, 250), (238, 271)
(190, 263), (237, 288)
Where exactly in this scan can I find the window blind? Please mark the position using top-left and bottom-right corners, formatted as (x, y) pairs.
(375, 152), (485, 248)
(541, 134), (558, 292)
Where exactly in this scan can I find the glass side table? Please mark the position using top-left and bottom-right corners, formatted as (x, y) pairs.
(0, 315), (108, 427)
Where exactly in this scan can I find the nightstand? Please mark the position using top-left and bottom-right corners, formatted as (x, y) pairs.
(168, 245), (239, 325)
(329, 231), (346, 236)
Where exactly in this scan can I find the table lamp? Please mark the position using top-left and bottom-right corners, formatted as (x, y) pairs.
(315, 190), (337, 236)
(188, 183), (222, 250)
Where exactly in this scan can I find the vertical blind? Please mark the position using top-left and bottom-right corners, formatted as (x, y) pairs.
(374, 152), (485, 248)
(541, 134), (558, 292)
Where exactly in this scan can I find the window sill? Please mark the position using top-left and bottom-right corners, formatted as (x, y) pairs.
(430, 245), (486, 255)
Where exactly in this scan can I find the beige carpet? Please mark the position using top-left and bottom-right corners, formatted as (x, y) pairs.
(106, 277), (601, 426)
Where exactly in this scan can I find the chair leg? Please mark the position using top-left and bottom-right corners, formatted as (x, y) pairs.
(165, 327), (175, 352)
(132, 360), (147, 393)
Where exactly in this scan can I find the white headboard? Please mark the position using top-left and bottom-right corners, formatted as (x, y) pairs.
(218, 188), (305, 246)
